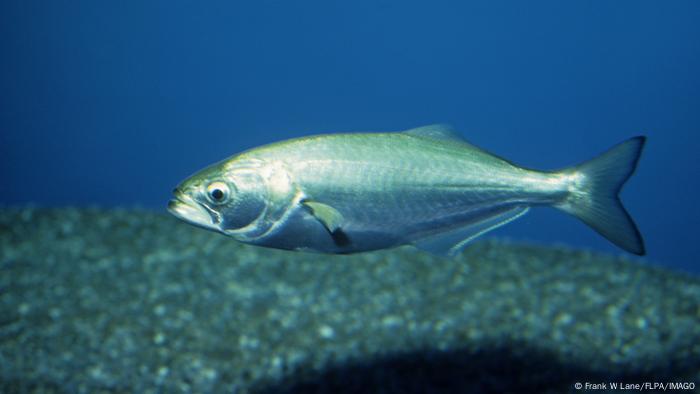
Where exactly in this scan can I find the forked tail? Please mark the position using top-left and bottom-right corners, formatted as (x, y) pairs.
(556, 137), (646, 255)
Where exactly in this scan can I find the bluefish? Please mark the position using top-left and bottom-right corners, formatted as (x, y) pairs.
(168, 125), (645, 256)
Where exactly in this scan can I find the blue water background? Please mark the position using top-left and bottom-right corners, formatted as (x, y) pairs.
(2, 1), (698, 273)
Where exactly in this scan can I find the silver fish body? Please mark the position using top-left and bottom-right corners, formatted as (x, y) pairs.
(169, 125), (646, 256)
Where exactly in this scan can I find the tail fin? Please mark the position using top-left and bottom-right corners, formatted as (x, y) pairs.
(556, 137), (646, 255)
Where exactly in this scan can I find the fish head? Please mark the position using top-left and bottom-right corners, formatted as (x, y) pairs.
(168, 158), (270, 236)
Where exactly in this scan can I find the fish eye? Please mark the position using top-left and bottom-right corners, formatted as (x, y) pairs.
(205, 182), (230, 204)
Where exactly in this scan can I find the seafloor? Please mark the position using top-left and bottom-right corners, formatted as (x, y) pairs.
(1, 207), (698, 394)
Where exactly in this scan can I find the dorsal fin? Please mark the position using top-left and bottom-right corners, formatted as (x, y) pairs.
(403, 124), (514, 166)
(402, 124), (467, 143)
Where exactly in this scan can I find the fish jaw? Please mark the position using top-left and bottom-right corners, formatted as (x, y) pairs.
(167, 191), (220, 232)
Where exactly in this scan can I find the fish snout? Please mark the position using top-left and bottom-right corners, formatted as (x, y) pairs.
(167, 190), (220, 232)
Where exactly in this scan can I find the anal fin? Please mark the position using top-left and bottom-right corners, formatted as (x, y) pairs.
(414, 206), (530, 257)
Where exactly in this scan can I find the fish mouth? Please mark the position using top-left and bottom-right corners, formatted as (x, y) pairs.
(168, 191), (219, 232)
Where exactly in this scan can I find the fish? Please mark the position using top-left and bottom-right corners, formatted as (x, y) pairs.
(168, 124), (646, 257)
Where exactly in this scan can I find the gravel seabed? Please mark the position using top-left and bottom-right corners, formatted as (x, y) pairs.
(1, 207), (698, 393)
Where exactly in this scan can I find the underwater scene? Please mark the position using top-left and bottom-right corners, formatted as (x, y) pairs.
(2, 1), (699, 393)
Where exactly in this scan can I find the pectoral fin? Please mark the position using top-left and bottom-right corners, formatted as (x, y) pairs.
(414, 206), (530, 257)
(302, 201), (343, 232)
(302, 200), (350, 246)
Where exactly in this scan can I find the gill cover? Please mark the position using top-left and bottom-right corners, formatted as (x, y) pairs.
(220, 158), (298, 242)
(216, 169), (267, 230)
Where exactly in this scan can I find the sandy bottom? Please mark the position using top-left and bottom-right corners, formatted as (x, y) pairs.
(1, 207), (698, 393)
